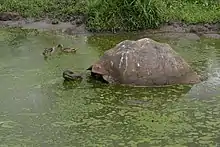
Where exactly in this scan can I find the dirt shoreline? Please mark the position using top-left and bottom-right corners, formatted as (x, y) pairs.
(0, 18), (89, 35)
(0, 12), (219, 39)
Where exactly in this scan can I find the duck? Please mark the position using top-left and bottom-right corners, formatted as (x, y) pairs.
(63, 69), (83, 81)
(42, 47), (56, 58)
(56, 44), (77, 53)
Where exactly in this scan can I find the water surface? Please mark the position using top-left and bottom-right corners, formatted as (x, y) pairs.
(0, 28), (220, 146)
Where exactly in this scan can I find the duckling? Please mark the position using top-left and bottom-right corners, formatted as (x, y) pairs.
(57, 44), (77, 53)
(42, 47), (56, 58)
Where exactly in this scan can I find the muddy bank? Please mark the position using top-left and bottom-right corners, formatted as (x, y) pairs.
(0, 12), (88, 35)
(0, 12), (219, 39)
(0, 19), (89, 35)
(147, 21), (220, 40)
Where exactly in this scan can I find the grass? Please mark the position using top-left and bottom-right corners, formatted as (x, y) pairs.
(165, 0), (220, 23)
(0, 0), (86, 21)
(86, 0), (166, 31)
(0, 0), (220, 31)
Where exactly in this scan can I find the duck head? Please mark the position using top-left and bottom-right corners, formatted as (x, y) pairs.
(57, 44), (64, 49)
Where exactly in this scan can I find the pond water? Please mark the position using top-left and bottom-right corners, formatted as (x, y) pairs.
(0, 28), (220, 147)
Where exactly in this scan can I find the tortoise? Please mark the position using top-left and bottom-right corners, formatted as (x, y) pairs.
(63, 37), (201, 87)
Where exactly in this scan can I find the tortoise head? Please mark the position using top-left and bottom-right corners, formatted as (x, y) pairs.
(91, 61), (109, 75)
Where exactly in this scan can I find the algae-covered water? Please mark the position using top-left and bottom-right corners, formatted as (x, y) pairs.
(0, 28), (220, 147)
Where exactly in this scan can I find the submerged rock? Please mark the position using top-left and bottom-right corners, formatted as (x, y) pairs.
(202, 34), (220, 39)
(51, 19), (59, 25)
(87, 37), (201, 87)
(185, 76), (220, 99)
(146, 33), (200, 41)
(70, 15), (86, 26)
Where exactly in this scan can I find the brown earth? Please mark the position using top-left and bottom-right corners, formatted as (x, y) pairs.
(0, 12), (88, 35)
(0, 12), (219, 39)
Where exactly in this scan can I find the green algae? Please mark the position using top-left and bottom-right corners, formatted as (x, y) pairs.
(0, 28), (220, 146)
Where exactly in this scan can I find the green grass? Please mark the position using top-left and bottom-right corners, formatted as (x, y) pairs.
(86, 0), (166, 31)
(0, 0), (220, 31)
(0, 0), (86, 21)
(165, 0), (220, 23)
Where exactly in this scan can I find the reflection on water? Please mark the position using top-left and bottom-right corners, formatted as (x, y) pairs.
(0, 28), (220, 146)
